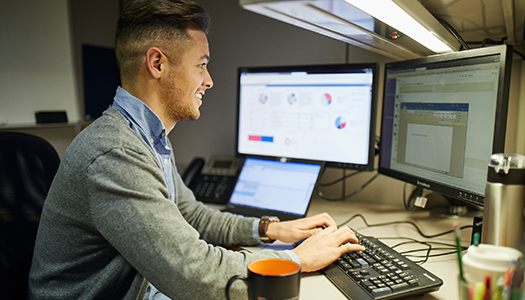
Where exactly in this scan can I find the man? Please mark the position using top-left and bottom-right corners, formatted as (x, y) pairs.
(28, 0), (364, 299)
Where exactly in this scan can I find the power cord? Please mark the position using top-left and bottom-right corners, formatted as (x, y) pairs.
(339, 213), (472, 239)
(317, 168), (362, 187)
(433, 15), (470, 50)
(316, 172), (380, 202)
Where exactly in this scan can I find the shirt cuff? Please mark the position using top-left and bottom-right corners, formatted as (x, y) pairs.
(284, 250), (301, 267)
(253, 218), (262, 243)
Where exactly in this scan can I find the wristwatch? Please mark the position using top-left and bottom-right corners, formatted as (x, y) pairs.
(258, 216), (280, 243)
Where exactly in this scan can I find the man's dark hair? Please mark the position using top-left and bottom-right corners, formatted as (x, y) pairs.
(115, 0), (210, 84)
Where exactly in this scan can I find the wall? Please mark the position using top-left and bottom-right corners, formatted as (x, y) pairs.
(0, 0), (120, 157)
(0, 0), (79, 126)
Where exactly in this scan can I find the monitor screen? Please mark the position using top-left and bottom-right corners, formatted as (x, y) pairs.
(82, 44), (120, 121)
(228, 157), (322, 218)
(378, 45), (513, 207)
(236, 63), (379, 170)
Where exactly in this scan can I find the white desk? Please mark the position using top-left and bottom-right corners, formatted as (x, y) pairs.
(245, 198), (474, 300)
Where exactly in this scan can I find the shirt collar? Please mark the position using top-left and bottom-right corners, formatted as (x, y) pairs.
(112, 86), (167, 144)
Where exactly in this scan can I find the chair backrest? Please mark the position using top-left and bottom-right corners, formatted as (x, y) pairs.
(0, 132), (60, 299)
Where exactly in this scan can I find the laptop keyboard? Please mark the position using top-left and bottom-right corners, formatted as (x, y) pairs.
(322, 231), (443, 300)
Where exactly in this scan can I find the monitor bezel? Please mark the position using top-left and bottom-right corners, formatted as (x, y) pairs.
(235, 63), (379, 170)
(378, 45), (513, 206)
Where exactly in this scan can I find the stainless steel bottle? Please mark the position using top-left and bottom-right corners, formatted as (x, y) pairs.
(482, 153), (525, 251)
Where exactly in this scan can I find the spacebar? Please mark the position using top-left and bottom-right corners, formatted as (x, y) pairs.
(322, 264), (375, 300)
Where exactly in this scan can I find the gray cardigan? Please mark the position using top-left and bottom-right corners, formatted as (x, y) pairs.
(28, 107), (290, 300)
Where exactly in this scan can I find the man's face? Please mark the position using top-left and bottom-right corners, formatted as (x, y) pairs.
(161, 28), (213, 123)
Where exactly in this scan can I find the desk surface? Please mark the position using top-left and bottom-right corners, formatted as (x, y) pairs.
(244, 198), (474, 300)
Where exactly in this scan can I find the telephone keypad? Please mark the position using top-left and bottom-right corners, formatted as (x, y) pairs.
(190, 174), (236, 204)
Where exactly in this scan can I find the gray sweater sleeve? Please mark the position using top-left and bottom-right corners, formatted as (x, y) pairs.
(87, 146), (290, 299)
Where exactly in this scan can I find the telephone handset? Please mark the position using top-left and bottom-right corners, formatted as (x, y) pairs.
(182, 156), (242, 204)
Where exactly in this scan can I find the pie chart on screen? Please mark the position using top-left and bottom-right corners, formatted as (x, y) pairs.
(259, 93), (268, 104)
(288, 93), (298, 105)
(335, 116), (346, 129)
(322, 93), (332, 105)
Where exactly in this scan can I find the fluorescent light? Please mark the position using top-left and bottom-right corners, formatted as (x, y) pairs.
(344, 0), (454, 53)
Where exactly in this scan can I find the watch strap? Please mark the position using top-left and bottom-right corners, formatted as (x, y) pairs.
(258, 216), (279, 243)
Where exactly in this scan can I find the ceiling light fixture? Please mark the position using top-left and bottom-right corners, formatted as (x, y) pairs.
(343, 0), (456, 53)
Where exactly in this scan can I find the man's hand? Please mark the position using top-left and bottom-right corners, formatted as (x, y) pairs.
(265, 212), (337, 243)
(264, 212), (365, 272)
(291, 226), (365, 272)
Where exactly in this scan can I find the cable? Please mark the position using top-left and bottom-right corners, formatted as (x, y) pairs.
(317, 173), (380, 202)
(433, 15), (470, 50)
(514, 49), (525, 60)
(317, 168), (363, 187)
(380, 237), (468, 264)
(339, 213), (473, 265)
(379, 237), (462, 249)
(401, 247), (456, 254)
(391, 240), (433, 264)
(339, 214), (473, 239)
(403, 183), (420, 212)
(431, 13), (525, 60)
(376, 235), (468, 264)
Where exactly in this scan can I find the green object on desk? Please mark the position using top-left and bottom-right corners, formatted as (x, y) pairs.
(473, 232), (480, 246)
(454, 222), (464, 281)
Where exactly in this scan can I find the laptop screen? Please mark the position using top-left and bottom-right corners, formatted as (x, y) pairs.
(228, 157), (322, 218)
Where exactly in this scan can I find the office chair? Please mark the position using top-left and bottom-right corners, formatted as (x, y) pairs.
(0, 132), (60, 299)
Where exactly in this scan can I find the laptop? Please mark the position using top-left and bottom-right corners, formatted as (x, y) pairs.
(224, 157), (323, 221)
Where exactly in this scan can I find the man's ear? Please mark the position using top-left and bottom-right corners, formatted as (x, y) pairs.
(145, 47), (164, 79)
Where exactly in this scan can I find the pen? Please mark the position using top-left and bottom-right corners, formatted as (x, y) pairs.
(453, 221), (465, 281)
(454, 220), (468, 300)
(475, 281), (487, 300)
(484, 276), (492, 300)
(493, 276), (504, 300)
(511, 258), (523, 300)
(503, 260), (517, 300)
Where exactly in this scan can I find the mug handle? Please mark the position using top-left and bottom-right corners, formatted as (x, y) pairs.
(225, 275), (249, 300)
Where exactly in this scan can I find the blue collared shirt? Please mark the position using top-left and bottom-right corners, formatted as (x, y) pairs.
(112, 87), (175, 203)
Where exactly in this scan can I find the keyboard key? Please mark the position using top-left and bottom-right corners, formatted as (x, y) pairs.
(408, 279), (420, 287)
(371, 287), (392, 297)
(360, 279), (375, 290)
(356, 258), (369, 268)
(391, 282), (410, 293)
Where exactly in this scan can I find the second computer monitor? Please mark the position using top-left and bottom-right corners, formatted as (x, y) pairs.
(378, 45), (513, 206)
(236, 63), (379, 170)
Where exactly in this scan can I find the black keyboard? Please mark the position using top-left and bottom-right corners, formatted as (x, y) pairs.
(322, 232), (443, 300)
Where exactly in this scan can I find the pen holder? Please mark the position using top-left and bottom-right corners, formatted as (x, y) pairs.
(461, 244), (522, 296)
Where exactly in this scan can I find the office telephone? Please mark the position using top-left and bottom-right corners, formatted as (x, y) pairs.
(182, 156), (242, 204)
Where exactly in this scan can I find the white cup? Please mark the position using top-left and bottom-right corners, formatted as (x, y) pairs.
(462, 243), (522, 294)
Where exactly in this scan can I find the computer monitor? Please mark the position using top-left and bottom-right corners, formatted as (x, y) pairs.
(378, 45), (513, 207)
(236, 63), (379, 170)
(82, 44), (121, 121)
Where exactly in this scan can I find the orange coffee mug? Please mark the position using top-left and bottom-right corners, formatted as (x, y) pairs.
(225, 258), (301, 300)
